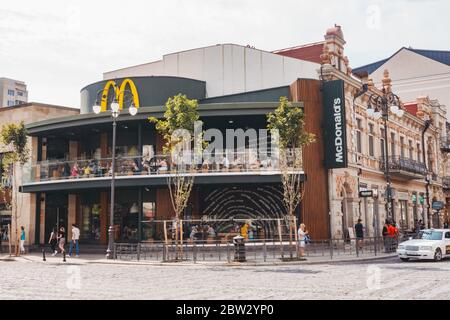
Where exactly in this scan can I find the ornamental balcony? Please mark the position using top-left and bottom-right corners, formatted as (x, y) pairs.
(440, 136), (450, 152)
(20, 149), (305, 193)
(443, 177), (450, 191)
(379, 156), (427, 180)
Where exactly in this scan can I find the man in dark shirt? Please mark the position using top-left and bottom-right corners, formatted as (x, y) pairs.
(355, 219), (364, 251)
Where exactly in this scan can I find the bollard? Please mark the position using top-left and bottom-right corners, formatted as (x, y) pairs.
(63, 251), (66, 262)
(42, 249), (46, 261)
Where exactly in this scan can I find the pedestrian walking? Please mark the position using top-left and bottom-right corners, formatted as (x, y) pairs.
(57, 226), (66, 254)
(297, 223), (308, 258)
(49, 227), (58, 256)
(68, 224), (80, 257)
(19, 226), (26, 254)
(354, 219), (364, 251)
(444, 220), (449, 229)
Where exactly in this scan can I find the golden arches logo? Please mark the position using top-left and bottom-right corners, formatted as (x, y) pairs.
(100, 78), (140, 112)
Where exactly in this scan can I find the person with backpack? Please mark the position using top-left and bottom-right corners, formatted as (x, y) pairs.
(48, 227), (58, 256)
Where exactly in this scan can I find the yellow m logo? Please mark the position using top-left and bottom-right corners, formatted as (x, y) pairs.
(100, 78), (140, 112)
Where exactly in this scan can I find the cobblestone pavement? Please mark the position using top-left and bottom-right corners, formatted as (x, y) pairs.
(1, 255), (450, 300)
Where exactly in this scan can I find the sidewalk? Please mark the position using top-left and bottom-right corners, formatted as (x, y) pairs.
(3, 251), (398, 267)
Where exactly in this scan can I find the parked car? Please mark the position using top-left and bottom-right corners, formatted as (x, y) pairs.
(397, 229), (450, 262)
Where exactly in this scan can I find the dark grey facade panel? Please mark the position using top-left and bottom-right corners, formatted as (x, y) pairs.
(80, 76), (206, 114)
(21, 174), (306, 193)
(200, 86), (291, 104)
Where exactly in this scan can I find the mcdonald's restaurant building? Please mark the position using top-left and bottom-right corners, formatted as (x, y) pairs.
(21, 75), (313, 246)
(19, 27), (449, 248)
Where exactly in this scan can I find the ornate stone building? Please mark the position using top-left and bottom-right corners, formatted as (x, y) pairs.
(319, 26), (448, 239)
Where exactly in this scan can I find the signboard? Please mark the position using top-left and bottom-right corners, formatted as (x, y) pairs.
(397, 192), (409, 201)
(323, 80), (348, 169)
(359, 190), (373, 198)
(432, 201), (444, 210)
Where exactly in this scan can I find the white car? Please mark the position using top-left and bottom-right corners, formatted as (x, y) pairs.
(397, 229), (450, 262)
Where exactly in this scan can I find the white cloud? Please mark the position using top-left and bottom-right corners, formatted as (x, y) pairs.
(0, 0), (448, 107)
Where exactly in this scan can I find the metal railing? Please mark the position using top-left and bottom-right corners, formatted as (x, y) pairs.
(379, 156), (427, 176)
(22, 149), (304, 184)
(443, 176), (450, 190)
(113, 236), (390, 263)
(440, 136), (450, 151)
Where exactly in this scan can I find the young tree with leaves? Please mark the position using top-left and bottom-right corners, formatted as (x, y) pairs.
(0, 121), (29, 256)
(149, 94), (202, 260)
(267, 97), (315, 258)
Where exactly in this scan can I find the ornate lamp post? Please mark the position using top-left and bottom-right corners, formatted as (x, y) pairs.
(365, 71), (405, 222)
(93, 88), (138, 259)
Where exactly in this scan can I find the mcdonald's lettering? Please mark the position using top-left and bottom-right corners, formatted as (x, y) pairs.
(100, 78), (140, 112)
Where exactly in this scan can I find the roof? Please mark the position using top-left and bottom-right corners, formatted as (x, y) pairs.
(273, 41), (325, 64)
(353, 47), (450, 76)
(408, 48), (450, 67)
(0, 102), (79, 113)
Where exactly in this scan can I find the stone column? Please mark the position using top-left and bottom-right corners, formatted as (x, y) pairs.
(39, 194), (45, 244)
(330, 199), (343, 239)
(68, 194), (77, 241)
(367, 198), (375, 237)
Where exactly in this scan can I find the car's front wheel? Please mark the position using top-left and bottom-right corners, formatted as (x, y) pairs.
(400, 258), (409, 262)
(434, 248), (443, 262)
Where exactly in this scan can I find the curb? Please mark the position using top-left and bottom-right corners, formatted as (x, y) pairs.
(85, 254), (397, 267)
(4, 253), (398, 267)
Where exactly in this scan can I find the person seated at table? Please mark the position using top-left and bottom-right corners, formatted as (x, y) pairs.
(207, 225), (216, 238)
(222, 155), (230, 170)
(83, 164), (92, 177)
(142, 158), (150, 173)
(62, 162), (71, 177)
(89, 160), (99, 177)
(202, 158), (210, 172)
(190, 225), (198, 240)
(71, 162), (80, 178)
(250, 158), (261, 170)
(158, 159), (168, 172)
(132, 159), (141, 174)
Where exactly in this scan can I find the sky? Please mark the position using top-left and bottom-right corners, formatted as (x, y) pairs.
(1, 0), (449, 108)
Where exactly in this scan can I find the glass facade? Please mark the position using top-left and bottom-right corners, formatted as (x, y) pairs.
(79, 192), (101, 243)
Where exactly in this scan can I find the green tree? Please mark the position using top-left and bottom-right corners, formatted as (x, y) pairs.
(267, 97), (315, 258)
(0, 121), (29, 256)
(149, 94), (202, 260)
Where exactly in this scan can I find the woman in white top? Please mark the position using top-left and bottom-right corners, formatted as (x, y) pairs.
(297, 223), (308, 257)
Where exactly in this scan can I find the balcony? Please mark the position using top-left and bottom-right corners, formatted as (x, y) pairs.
(21, 150), (305, 193)
(443, 177), (450, 191)
(379, 156), (427, 180)
(440, 137), (450, 152)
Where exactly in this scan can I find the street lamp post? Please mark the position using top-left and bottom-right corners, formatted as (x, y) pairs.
(93, 90), (138, 259)
(365, 75), (404, 223)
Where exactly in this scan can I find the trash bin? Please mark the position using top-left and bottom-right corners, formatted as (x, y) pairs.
(233, 235), (246, 262)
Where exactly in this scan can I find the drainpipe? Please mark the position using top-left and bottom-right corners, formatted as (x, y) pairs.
(422, 119), (431, 228)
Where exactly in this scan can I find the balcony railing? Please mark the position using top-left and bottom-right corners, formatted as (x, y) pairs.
(22, 149), (303, 185)
(443, 177), (450, 190)
(440, 136), (450, 152)
(379, 156), (428, 176)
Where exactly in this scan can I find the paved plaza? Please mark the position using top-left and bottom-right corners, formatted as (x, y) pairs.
(1, 254), (450, 300)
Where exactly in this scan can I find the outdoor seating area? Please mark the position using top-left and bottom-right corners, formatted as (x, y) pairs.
(23, 150), (303, 184)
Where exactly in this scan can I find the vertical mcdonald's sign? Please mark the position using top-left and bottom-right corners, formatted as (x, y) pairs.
(323, 80), (348, 169)
(100, 78), (140, 112)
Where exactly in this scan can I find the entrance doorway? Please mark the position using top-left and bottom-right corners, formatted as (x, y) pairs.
(45, 193), (68, 243)
(399, 200), (408, 231)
